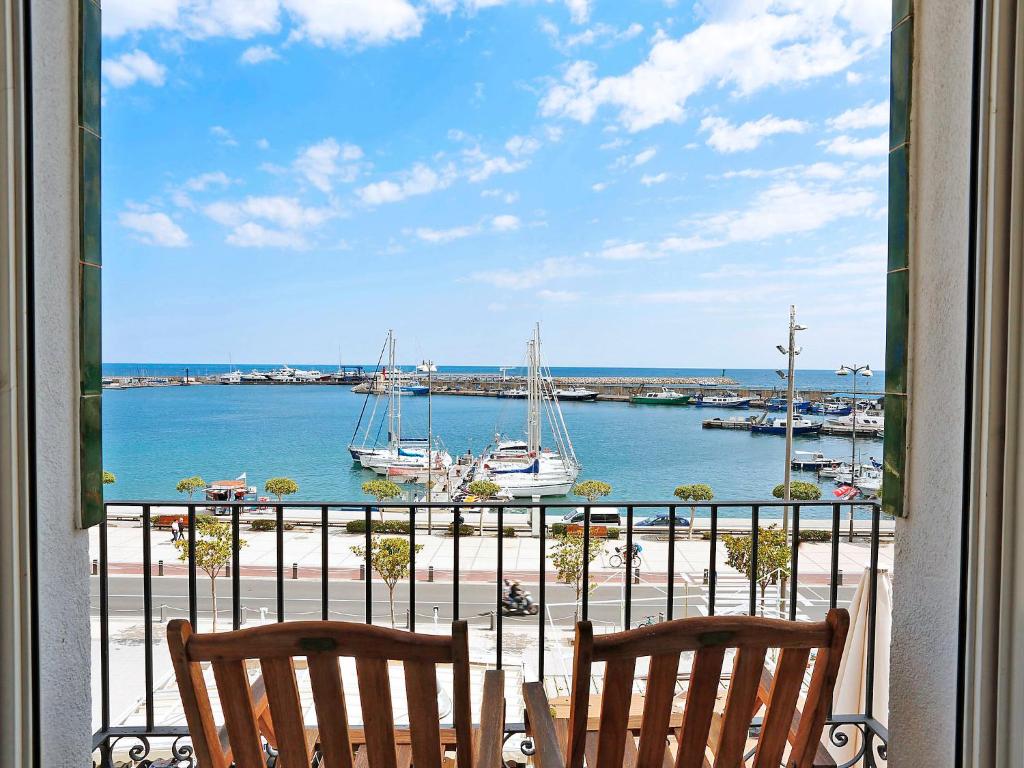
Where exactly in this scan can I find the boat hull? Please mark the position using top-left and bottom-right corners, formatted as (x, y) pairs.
(629, 395), (690, 405)
(751, 424), (822, 436)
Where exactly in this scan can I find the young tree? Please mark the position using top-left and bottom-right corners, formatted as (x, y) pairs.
(466, 479), (501, 536)
(102, 471), (117, 485)
(722, 525), (791, 616)
(673, 483), (714, 540)
(572, 480), (612, 503)
(548, 530), (604, 622)
(265, 477), (299, 504)
(771, 481), (822, 501)
(362, 478), (402, 522)
(174, 515), (246, 631)
(175, 475), (207, 500)
(350, 536), (423, 628)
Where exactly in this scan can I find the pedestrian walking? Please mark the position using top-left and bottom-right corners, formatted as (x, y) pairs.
(170, 518), (180, 542)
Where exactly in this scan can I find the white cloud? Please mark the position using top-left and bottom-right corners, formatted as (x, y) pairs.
(591, 181), (610, 192)
(240, 44), (281, 64)
(184, 171), (233, 191)
(226, 222), (308, 249)
(640, 172), (669, 186)
(256, 138), (271, 150)
(700, 115), (809, 153)
(599, 235), (721, 260)
(103, 0), (280, 39)
(828, 100), (890, 131)
(204, 196), (335, 229)
(822, 132), (888, 158)
(283, 0), (423, 46)
(416, 224), (478, 243)
(600, 137), (630, 151)
(481, 189), (520, 203)
(539, 289), (581, 302)
(540, 1), (889, 132)
(357, 162), (457, 205)
(294, 137), (364, 192)
(102, 50), (166, 88)
(543, 19), (645, 52)
(463, 146), (529, 182)
(119, 211), (189, 247)
(564, 0), (592, 24)
(491, 214), (521, 231)
(505, 135), (541, 157)
(544, 125), (565, 142)
(469, 256), (590, 289)
(631, 147), (657, 166)
(210, 126), (238, 146)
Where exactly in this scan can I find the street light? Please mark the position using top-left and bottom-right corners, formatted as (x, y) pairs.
(836, 363), (872, 541)
(417, 359), (438, 533)
(776, 306), (807, 540)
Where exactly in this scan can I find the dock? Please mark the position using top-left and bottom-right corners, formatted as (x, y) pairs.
(702, 417), (755, 430)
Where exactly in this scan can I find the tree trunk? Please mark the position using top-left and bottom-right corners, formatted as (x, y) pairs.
(388, 585), (396, 628)
(687, 506), (695, 540)
(210, 575), (218, 632)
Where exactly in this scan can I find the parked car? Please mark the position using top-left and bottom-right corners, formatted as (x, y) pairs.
(635, 512), (691, 528)
(559, 507), (622, 526)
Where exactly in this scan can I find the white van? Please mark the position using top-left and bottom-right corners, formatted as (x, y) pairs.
(559, 507), (622, 526)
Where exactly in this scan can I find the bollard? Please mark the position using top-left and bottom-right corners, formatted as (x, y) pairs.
(260, 607), (268, 622)
(702, 568), (708, 585)
(91, 559), (97, 575)
(489, 611), (495, 631)
(159, 605), (166, 624)
(158, 559), (164, 576)
(837, 569), (843, 586)
(634, 566), (640, 584)
(240, 607), (246, 626)
(359, 564), (365, 580)
(428, 565), (434, 582)
(658, 612), (664, 623)
(405, 610), (410, 629)
(224, 564), (230, 578)
(292, 562), (299, 580)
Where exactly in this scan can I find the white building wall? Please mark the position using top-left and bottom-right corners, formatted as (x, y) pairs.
(889, 0), (972, 765)
(31, 0), (93, 762)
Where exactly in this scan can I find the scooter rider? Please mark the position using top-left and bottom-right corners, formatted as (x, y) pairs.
(504, 578), (524, 609)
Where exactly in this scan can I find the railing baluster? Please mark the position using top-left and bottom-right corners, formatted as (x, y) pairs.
(666, 504), (675, 620)
(582, 504), (591, 622)
(625, 505), (634, 629)
(232, 505), (241, 630)
(453, 504), (460, 621)
(538, 503), (546, 680)
(496, 505), (504, 669)
(866, 503), (881, 719)
(789, 504), (800, 622)
(276, 504), (285, 622)
(99, 518), (110, 732)
(749, 505), (759, 616)
(187, 505), (197, 628)
(364, 505), (372, 624)
(142, 505), (154, 729)
(409, 502), (416, 631)
(830, 503), (841, 611)
(709, 504), (718, 616)
(321, 505), (329, 621)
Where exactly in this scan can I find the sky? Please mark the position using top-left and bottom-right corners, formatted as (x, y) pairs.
(101, 0), (892, 370)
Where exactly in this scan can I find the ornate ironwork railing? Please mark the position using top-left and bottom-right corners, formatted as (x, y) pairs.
(90, 499), (890, 766)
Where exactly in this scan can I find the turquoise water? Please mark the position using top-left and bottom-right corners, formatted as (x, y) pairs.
(102, 382), (884, 519)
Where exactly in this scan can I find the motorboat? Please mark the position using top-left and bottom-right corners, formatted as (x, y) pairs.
(498, 387), (528, 398)
(695, 392), (755, 408)
(240, 370), (267, 382)
(835, 464), (883, 492)
(551, 387), (599, 402)
(267, 366), (296, 382)
(629, 387), (691, 405)
(292, 368), (323, 382)
(791, 451), (842, 471)
(751, 416), (822, 436)
(808, 397), (853, 415)
(219, 371), (241, 384)
(397, 384), (429, 395)
(766, 395), (810, 413)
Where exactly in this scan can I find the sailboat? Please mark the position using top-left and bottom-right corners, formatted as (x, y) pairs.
(478, 324), (581, 497)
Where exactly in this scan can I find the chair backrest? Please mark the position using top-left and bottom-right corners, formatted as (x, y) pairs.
(167, 619), (474, 768)
(565, 609), (849, 768)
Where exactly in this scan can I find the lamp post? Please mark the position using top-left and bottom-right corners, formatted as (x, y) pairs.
(417, 359), (438, 534)
(835, 363), (873, 541)
(775, 306), (807, 540)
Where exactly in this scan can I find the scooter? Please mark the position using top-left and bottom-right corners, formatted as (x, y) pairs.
(501, 590), (540, 616)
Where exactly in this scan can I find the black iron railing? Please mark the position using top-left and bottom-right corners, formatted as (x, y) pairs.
(91, 499), (890, 767)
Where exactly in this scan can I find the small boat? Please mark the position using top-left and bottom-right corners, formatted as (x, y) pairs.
(808, 397), (853, 415)
(751, 416), (822, 436)
(552, 387), (599, 402)
(240, 370), (267, 382)
(629, 387), (691, 405)
(767, 395), (810, 413)
(498, 388), (528, 399)
(397, 384), (429, 396)
(695, 392), (754, 408)
(791, 451), (842, 471)
(834, 464), (883, 492)
(219, 371), (241, 385)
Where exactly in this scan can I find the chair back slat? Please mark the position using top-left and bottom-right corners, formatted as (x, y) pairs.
(567, 621), (595, 768)
(752, 648), (810, 768)
(594, 657), (636, 768)
(404, 660), (444, 768)
(308, 653), (355, 768)
(260, 656), (311, 768)
(565, 609), (849, 768)
(167, 618), (476, 768)
(713, 647), (767, 767)
(211, 659), (266, 767)
(674, 647), (726, 768)
(636, 653), (681, 768)
(356, 657), (399, 768)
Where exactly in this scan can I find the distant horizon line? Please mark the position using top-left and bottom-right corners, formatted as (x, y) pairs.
(102, 361), (885, 372)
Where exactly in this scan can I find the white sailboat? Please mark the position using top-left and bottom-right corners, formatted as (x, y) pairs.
(479, 324), (581, 497)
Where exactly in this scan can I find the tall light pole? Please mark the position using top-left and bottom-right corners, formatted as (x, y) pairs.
(775, 305), (807, 539)
(836, 363), (872, 541)
(417, 359), (438, 534)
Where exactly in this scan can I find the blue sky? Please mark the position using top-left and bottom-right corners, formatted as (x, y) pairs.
(101, 0), (891, 370)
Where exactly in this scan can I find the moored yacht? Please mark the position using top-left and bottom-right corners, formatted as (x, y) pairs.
(551, 387), (598, 402)
(751, 416), (822, 436)
(629, 387), (691, 405)
(695, 391), (754, 408)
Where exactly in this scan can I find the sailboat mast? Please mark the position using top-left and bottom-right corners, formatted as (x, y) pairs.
(527, 324), (542, 454)
(394, 334), (402, 448)
(387, 330), (395, 448)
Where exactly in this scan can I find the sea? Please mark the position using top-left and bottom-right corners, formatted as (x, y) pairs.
(101, 365), (886, 520)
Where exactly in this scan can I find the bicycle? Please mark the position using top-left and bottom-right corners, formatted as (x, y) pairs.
(609, 544), (642, 569)
(635, 615), (657, 628)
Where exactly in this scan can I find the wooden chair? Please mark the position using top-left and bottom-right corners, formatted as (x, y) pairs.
(167, 619), (505, 768)
(523, 609), (849, 768)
